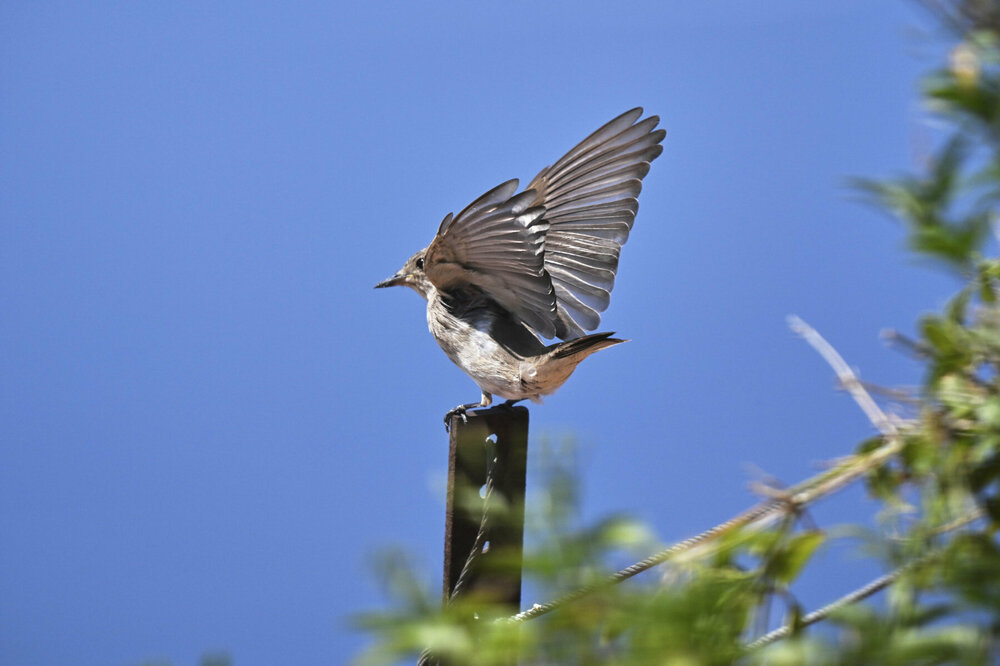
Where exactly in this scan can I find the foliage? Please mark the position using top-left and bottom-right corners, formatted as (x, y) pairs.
(356, 3), (1000, 663)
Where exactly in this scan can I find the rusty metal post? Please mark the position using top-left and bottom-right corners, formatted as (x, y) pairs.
(443, 405), (528, 607)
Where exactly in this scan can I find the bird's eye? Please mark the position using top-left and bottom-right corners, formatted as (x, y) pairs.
(416, 257), (424, 270)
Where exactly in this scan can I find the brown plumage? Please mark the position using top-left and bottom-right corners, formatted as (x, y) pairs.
(376, 108), (664, 425)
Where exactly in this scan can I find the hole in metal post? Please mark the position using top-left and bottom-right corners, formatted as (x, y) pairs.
(485, 434), (498, 444)
(479, 484), (487, 499)
(482, 540), (490, 553)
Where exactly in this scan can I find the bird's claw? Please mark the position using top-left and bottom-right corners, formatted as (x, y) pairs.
(444, 395), (497, 431)
(444, 405), (470, 432)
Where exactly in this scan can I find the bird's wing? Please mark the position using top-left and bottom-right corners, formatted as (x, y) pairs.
(423, 179), (559, 338)
(526, 108), (665, 339)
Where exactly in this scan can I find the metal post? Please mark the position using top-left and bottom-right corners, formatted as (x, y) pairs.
(443, 406), (528, 607)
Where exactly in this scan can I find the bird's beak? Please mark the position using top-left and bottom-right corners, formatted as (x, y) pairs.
(374, 274), (407, 289)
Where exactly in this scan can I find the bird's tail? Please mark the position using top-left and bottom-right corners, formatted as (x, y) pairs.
(551, 332), (627, 360)
(525, 332), (627, 401)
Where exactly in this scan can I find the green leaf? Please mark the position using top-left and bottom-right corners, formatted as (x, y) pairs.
(921, 316), (959, 356)
(768, 531), (826, 586)
(945, 286), (972, 323)
(976, 398), (1000, 427)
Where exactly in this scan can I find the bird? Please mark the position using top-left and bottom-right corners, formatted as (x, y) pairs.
(375, 108), (665, 427)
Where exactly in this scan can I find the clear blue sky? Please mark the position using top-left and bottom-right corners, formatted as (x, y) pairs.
(1, 2), (957, 664)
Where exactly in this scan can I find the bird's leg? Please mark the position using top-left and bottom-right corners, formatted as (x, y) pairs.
(444, 391), (493, 431)
(500, 399), (524, 409)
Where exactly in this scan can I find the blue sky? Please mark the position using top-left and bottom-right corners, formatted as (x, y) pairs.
(1, 2), (959, 664)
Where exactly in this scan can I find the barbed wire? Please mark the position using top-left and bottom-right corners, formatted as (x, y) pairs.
(504, 317), (910, 625)
(745, 508), (983, 650)
(745, 567), (904, 651)
(505, 434), (904, 624)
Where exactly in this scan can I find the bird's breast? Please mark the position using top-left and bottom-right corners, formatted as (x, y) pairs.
(426, 294), (530, 399)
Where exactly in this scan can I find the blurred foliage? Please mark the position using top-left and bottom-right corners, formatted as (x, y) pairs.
(356, 3), (1000, 664)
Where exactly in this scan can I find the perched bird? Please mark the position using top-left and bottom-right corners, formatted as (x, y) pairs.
(376, 108), (664, 426)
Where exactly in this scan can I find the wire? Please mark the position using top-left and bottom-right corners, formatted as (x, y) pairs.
(450, 437), (498, 600)
(418, 435), (499, 666)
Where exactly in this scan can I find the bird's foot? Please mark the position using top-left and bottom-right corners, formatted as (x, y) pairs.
(444, 392), (494, 432)
(444, 403), (482, 432)
(500, 399), (523, 410)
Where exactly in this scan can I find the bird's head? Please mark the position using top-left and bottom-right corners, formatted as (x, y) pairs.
(374, 248), (435, 299)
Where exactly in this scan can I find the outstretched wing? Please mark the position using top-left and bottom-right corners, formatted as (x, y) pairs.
(526, 108), (665, 339)
(423, 179), (559, 338)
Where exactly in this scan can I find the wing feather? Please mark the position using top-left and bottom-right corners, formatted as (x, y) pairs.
(424, 181), (558, 338)
(421, 108), (663, 341)
(527, 108), (664, 338)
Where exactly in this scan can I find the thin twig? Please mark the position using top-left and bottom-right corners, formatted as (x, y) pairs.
(858, 381), (921, 405)
(787, 315), (899, 437)
(881, 328), (931, 358)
